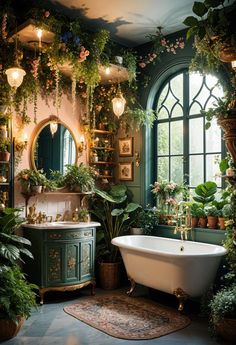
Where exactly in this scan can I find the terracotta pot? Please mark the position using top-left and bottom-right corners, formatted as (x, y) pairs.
(0, 317), (24, 341)
(0, 151), (10, 162)
(207, 216), (218, 229)
(217, 109), (236, 163)
(198, 217), (207, 228)
(216, 318), (236, 342)
(98, 261), (120, 290)
(191, 217), (199, 228)
(218, 217), (225, 230)
(219, 44), (236, 62)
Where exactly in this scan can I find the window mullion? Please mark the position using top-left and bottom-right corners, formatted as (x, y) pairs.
(183, 70), (189, 185)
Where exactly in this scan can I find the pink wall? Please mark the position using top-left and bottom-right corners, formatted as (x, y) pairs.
(14, 93), (89, 220)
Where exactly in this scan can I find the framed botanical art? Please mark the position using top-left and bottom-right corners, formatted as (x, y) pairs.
(118, 137), (133, 157)
(118, 162), (133, 181)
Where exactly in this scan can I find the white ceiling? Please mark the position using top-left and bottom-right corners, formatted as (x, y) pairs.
(48, 0), (197, 47)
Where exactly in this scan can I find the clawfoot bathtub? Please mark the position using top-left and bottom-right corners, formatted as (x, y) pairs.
(111, 235), (227, 310)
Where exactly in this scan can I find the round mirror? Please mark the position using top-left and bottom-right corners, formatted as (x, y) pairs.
(31, 120), (77, 178)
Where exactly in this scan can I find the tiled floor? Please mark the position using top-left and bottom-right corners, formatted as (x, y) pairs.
(1, 286), (230, 345)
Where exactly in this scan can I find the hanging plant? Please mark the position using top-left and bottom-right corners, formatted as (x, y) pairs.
(30, 57), (40, 123)
(138, 27), (185, 68)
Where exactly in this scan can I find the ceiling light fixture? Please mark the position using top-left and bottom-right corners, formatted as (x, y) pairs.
(50, 120), (58, 137)
(5, 36), (26, 89)
(112, 85), (126, 118)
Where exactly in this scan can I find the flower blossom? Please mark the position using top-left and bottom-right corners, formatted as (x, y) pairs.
(79, 46), (90, 62)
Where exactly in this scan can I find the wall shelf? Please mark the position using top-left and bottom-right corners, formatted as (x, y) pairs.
(12, 20), (129, 84)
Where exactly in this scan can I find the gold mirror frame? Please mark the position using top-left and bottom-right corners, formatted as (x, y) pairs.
(30, 116), (78, 172)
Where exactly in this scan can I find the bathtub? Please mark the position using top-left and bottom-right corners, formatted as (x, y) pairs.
(111, 235), (227, 310)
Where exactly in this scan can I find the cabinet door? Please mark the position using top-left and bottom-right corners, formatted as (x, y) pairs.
(65, 243), (80, 283)
(45, 244), (64, 286)
(80, 240), (94, 281)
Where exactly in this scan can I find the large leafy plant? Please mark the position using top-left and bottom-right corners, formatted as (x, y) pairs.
(193, 181), (217, 205)
(0, 208), (33, 269)
(91, 185), (140, 262)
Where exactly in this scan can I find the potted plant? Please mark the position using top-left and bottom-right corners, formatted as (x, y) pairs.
(209, 284), (236, 342)
(90, 184), (140, 289)
(188, 202), (202, 228)
(0, 136), (10, 162)
(204, 205), (219, 229)
(0, 208), (37, 341)
(62, 163), (96, 192)
(17, 169), (47, 195)
(197, 207), (208, 228)
(130, 207), (159, 235)
(78, 207), (90, 222)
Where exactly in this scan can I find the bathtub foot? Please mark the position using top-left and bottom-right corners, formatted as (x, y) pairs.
(173, 288), (189, 311)
(127, 277), (136, 296)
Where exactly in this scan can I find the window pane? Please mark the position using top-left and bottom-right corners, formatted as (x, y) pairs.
(189, 155), (203, 187)
(158, 157), (169, 180)
(157, 123), (169, 155)
(205, 119), (221, 152)
(170, 121), (183, 154)
(170, 73), (183, 105)
(157, 84), (169, 119)
(172, 103), (183, 118)
(171, 156), (183, 184)
(189, 117), (203, 153)
(206, 154), (222, 187)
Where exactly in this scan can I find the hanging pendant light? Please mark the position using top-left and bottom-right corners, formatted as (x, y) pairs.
(50, 120), (58, 137)
(112, 85), (126, 118)
(5, 37), (26, 89)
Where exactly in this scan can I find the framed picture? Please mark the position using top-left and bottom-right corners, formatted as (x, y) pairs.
(119, 162), (133, 181)
(118, 137), (133, 157)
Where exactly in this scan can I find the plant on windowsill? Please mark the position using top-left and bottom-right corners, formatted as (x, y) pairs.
(204, 204), (220, 229)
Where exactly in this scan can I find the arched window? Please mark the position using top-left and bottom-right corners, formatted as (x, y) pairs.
(154, 69), (225, 191)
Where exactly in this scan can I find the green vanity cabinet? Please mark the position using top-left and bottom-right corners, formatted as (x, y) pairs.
(23, 223), (99, 304)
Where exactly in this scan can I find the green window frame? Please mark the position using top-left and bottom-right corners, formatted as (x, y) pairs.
(153, 68), (226, 191)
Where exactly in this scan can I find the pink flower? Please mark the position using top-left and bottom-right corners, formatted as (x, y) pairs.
(44, 11), (50, 18)
(139, 62), (146, 68)
(78, 46), (90, 62)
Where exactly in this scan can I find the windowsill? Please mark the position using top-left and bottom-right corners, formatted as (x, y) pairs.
(154, 225), (226, 246)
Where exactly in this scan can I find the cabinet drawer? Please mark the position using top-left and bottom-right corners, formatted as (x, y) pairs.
(46, 228), (94, 241)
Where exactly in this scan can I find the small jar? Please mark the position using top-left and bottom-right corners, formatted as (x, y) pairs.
(92, 152), (98, 162)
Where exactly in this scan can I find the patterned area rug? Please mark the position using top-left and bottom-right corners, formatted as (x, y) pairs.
(64, 295), (191, 340)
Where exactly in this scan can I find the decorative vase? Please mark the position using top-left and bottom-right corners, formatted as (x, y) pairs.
(98, 261), (120, 290)
(217, 109), (236, 163)
(0, 317), (24, 341)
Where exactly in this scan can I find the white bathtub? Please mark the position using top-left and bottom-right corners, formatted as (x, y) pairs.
(111, 235), (227, 308)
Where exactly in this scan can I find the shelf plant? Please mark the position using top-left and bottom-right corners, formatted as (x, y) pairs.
(62, 163), (96, 193)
